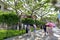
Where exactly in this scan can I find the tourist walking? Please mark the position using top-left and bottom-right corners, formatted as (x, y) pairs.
(33, 24), (37, 33)
(26, 25), (31, 36)
(43, 24), (47, 35)
(46, 21), (55, 36)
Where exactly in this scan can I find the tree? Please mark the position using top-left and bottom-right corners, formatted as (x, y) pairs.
(0, 0), (55, 29)
(0, 0), (52, 16)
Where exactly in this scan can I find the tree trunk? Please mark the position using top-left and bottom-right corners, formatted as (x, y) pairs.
(17, 25), (19, 30)
(41, 16), (43, 20)
(14, 0), (19, 15)
(21, 23), (24, 29)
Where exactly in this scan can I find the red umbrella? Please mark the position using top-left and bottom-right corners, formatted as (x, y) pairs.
(46, 22), (55, 27)
(46, 22), (50, 25)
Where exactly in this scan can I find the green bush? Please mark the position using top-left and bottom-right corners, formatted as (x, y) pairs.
(40, 21), (46, 25)
(22, 18), (46, 26)
(0, 30), (26, 40)
(34, 20), (46, 26)
(0, 13), (20, 25)
(22, 18), (35, 25)
(0, 28), (40, 40)
(0, 30), (7, 40)
(35, 20), (41, 25)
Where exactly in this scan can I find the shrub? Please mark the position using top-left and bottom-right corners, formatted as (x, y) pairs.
(0, 30), (26, 40)
(35, 20), (41, 25)
(22, 18), (46, 26)
(22, 18), (35, 25)
(0, 13), (20, 25)
(0, 28), (40, 40)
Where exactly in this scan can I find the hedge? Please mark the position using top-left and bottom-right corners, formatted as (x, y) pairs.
(22, 18), (35, 25)
(0, 30), (26, 40)
(0, 13), (20, 25)
(22, 18), (46, 25)
(0, 28), (40, 40)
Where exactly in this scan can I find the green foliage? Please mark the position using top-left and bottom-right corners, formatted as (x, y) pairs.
(0, 28), (40, 40)
(35, 20), (40, 25)
(43, 13), (57, 22)
(0, 11), (20, 25)
(0, 30), (6, 40)
(38, 0), (42, 2)
(45, 0), (50, 3)
(22, 18), (35, 25)
(22, 18), (46, 25)
(40, 20), (46, 25)
(0, 30), (26, 40)
(16, 1), (23, 9)
(35, 20), (46, 25)
(0, 0), (53, 17)
(5, 14), (19, 25)
(51, 0), (57, 5)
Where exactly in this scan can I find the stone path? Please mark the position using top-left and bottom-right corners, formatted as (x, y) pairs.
(4, 30), (60, 40)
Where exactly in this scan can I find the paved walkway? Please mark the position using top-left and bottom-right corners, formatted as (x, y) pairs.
(4, 30), (60, 40)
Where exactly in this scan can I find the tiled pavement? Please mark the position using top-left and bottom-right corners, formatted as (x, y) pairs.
(4, 30), (60, 40)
